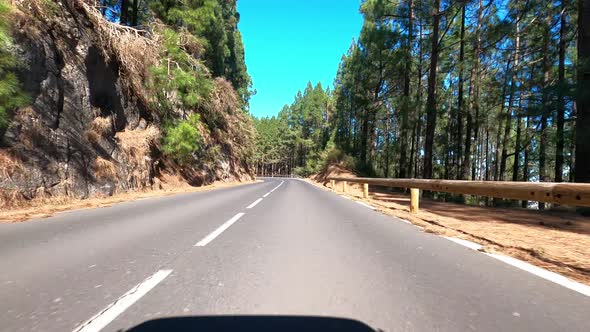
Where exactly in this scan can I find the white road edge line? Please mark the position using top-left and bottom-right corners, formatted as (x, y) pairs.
(195, 213), (245, 246)
(485, 253), (590, 297)
(246, 198), (263, 209)
(443, 237), (483, 251)
(73, 269), (172, 332)
(443, 236), (590, 297)
(356, 201), (376, 210)
(262, 192), (270, 198)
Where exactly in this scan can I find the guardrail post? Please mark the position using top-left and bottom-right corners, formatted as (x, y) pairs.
(330, 179), (335, 189)
(363, 183), (369, 199)
(343, 181), (348, 193)
(410, 188), (419, 214)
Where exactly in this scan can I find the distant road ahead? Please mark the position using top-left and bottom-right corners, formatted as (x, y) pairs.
(0, 178), (588, 332)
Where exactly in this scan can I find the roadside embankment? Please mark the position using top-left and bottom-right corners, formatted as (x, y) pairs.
(1, 177), (258, 223)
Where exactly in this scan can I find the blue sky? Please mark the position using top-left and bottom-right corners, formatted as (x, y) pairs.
(237, 0), (363, 118)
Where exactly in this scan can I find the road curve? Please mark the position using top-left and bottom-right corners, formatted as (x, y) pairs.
(0, 178), (588, 332)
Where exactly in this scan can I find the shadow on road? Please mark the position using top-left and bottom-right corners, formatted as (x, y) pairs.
(122, 315), (377, 332)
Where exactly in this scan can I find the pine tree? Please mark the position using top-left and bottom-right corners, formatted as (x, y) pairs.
(0, 0), (27, 139)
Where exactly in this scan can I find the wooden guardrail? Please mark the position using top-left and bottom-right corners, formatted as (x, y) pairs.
(327, 177), (590, 213)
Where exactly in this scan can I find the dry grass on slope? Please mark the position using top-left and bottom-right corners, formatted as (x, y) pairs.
(200, 78), (256, 177)
(0, 149), (24, 179)
(79, 0), (158, 103)
(313, 163), (358, 183)
(0, 150), (28, 208)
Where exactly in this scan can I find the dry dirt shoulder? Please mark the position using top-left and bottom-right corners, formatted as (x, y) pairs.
(1, 178), (259, 223)
(305, 178), (590, 287)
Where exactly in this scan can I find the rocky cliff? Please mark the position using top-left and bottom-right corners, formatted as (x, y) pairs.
(1, 0), (254, 206)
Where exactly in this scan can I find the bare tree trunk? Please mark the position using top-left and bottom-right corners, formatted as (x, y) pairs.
(423, 0), (441, 179)
(471, 106), (480, 181)
(478, 126), (485, 181)
(463, 0), (483, 180)
(385, 111), (391, 178)
(456, 3), (466, 180)
(512, 32), (524, 183)
(471, 0), (483, 181)
(131, 0), (139, 26)
(485, 124), (490, 181)
(576, 0), (590, 183)
(499, 88), (515, 180)
(409, 122), (416, 178)
(414, 20), (424, 178)
(570, 113), (576, 182)
(522, 116), (530, 208)
(399, 0), (414, 178)
(539, 13), (552, 209)
(444, 128), (451, 179)
(493, 121), (502, 181)
(360, 108), (369, 169)
(513, 114), (522, 182)
(463, 79), (474, 180)
(500, 21), (521, 182)
(555, 0), (567, 182)
(120, 0), (129, 25)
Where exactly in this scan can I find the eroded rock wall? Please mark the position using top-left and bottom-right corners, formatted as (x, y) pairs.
(0, 0), (254, 206)
(2, 0), (153, 200)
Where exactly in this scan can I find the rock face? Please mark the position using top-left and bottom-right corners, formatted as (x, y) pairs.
(0, 0), (251, 204)
(1, 0), (151, 200)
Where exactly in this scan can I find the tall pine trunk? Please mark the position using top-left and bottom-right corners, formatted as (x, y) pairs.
(471, 104), (480, 180)
(522, 116), (530, 208)
(414, 20), (424, 178)
(455, 3), (466, 180)
(495, 57), (511, 181)
(555, 0), (567, 182)
(360, 108), (369, 169)
(463, 0), (483, 180)
(399, 0), (414, 178)
(485, 124), (491, 181)
(513, 111), (522, 182)
(385, 111), (391, 178)
(500, 17), (521, 181)
(423, 0), (441, 179)
(120, 0), (129, 25)
(576, 0), (590, 183)
(539, 13), (551, 209)
(131, 0), (139, 26)
(471, 0), (483, 181)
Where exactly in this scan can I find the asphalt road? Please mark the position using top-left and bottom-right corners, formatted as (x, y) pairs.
(1, 178), (588, 332)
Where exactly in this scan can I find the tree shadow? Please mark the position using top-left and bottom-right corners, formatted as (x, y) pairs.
(122, 315), (377, 332)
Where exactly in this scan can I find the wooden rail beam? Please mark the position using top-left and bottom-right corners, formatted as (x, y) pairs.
(327, 177), (590, 207)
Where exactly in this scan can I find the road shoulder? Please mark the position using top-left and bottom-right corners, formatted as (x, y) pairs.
(303, 178), (590, 289)
(1, 179), (261, 223)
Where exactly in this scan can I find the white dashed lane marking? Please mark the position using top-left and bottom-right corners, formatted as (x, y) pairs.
(195, 213), (246, 247)
(246, 198), (263, 209)
(73, 269), (172, 332)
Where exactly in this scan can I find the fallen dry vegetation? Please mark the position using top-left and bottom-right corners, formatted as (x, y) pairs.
(0, 177), (258, 223)
(309, 165), (590, 286)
